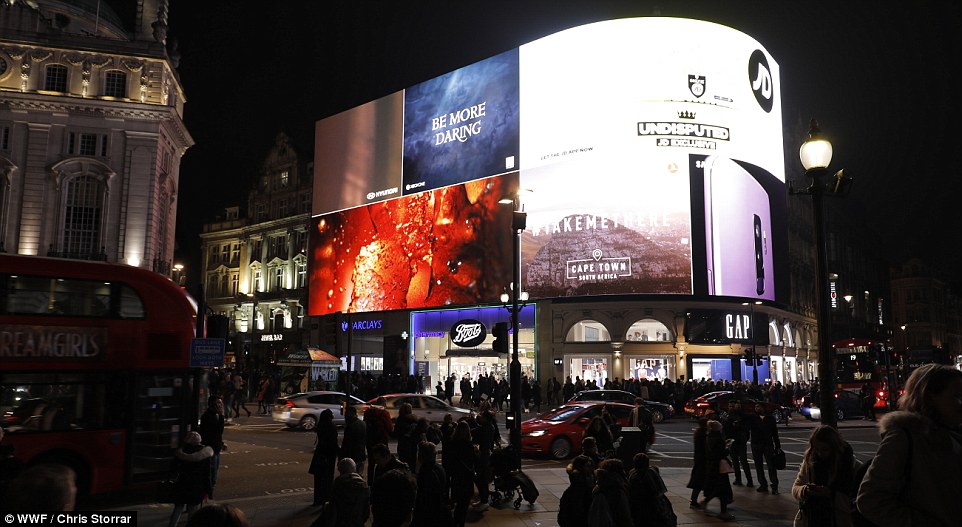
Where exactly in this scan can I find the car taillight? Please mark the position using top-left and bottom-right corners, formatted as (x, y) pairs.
(696, 402), (709, 408)
(285, 400), (295, 408)
(878, 390), (885, 399)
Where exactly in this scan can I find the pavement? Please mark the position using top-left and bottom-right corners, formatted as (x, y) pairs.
(111, 414), (880, 526)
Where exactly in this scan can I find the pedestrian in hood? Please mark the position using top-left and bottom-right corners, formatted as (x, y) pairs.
(168, 431), (214, 527)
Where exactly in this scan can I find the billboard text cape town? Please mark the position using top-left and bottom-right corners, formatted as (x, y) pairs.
(309, 17), (786, 317)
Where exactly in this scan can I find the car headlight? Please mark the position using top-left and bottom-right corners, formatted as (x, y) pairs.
(524, 429), (547, 437)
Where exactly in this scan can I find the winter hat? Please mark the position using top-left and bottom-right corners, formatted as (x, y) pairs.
(185, 431), (202, 445)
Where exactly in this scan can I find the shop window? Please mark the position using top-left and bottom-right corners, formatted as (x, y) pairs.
(625, 318), (673, 342)
(565, 320), (610, 342)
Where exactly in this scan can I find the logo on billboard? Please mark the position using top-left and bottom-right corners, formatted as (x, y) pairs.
(688, 75), (706, 98)
(748, 49), (774, 113)
(565, 250), (632, 281)
(450, 319), (486, 347)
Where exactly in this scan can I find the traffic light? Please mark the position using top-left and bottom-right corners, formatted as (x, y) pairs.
(492, 322), (509, 355)
(743, 348), (754, 365)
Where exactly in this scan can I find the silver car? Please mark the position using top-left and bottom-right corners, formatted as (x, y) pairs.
(272, 391), (366, 430)
(368, 393), (473, 423)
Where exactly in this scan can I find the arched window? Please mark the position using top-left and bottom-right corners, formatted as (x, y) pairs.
(565, 320), (610, 342)
(103, 70), (126, 98)
(44, 64), (68, 92)
(62, 175), (104, 257)
(625, 318), (673, 342)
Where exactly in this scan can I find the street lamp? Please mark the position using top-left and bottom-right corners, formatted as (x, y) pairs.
(793, 119), (853, 428)
(499, 193), (528, 468)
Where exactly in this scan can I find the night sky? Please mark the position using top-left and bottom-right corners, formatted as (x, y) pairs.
(145, 1), (961, 284)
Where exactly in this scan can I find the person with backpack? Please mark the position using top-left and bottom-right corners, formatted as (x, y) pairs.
(628, 452), (677, 527)
(791, 425), (855, 527)
(856, 364), (962, 527)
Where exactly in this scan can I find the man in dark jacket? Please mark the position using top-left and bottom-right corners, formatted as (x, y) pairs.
(340, 406), (367, 474)
(331, 457), (370, 527)
(411, 441), (450, 527)
(444, 375), (456, 405)
(558, 455), (594, 527)
(370, 443), (410, 482)
(749, 402), (781, 494)
(722, 400), (753, 487)
(471, 410), (497, 511)
(364, 400), (393, 481)
(197, 395), (227, 494)
(167, 431), (213, 526)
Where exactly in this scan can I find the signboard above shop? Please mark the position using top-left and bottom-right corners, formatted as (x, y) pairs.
(685, 310), (769, 346)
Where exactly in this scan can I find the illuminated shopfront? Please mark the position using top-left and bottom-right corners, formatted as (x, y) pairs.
(411, 305), (537, 393)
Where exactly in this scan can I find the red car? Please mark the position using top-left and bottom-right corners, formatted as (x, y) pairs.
(521, 401), (633, 459)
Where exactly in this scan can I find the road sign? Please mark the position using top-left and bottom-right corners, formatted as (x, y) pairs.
(190, 338), (226, 368)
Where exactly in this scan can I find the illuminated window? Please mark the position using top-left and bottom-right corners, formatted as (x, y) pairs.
(625, 318), (673, 342)
(62, 176), (104, 258)
(44, 64), (68, 92)
(279, 170), (289, 187)
(103, 70), (126, 98)
(565, 320), (611, 342)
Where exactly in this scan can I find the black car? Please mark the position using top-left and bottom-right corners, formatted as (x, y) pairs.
(566, 389), (676, 423)
(798, 389), (865, 421)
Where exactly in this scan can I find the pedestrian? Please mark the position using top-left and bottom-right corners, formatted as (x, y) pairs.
(1, 463), (76, 512)
(856, 364), (962, 527)
(628, 452), (677, 527)
(588, 458), (633, 526)
(369, 443), (410, 482)
(186, 503), (251, 527)
(447, 421), (476, 527)
(0, 426), (24, 509)
(686, 417), (708, 509)
(859, 383), (877, 421)
(364, 401), (394, 481)
(791, 425), (855, 527)
(436, 380), (445, 400)
(232, 372), (250, 418)
(749, 402), (781, 494)
(722, 401), (753, 487)
(257, 375), (273, 415)
(167, 431), (214, 527)
(340, 405), (367, 475)
(329, 457), (370, 527)
(445, 375), (456, 406)
(394, 403), (418, 468)
(701, 420), (735, 521)
(309, 409), (339, 506)
(470, 409), (497, 511)
(557, 455), (594, 527)
(371, 469), (417, 527)
(629, 397), (655, 452)
(222, 372), (236, 422)
(197, 395), (227, 495)
(583, 415), (614, 455)
(411, 441), (451, 527)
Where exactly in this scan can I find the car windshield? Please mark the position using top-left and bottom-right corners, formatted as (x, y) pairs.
(540, 406), (582, 422)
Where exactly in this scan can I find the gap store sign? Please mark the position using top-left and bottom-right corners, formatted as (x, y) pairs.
(310, 17), (786, 317)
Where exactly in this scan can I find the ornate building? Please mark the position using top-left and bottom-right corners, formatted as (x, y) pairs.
(200, 132), (312, 369)
(890, 258), (962, 357)
(0, 0), (191, 273)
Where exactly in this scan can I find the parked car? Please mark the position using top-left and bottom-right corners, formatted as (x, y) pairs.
(684, 391), (789, 423)
(521, 401), (634, 459)
(272, 391), (366, 430)
(367, 393), (473, 423)
(566, 390), (676, 423)
(798, 389), (865, 421)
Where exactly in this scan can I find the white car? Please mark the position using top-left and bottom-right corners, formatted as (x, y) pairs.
(272, 391), (366, 430)
(368, 393), (473, 423)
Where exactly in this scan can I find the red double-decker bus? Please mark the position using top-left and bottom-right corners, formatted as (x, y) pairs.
(833, 337), (890, 408)
(0, 254), (198, 496)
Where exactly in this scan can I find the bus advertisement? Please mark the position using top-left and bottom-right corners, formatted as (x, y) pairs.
(0, 254), (198, 496)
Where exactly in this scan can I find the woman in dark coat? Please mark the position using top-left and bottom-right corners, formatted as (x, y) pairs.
(394, 403), (419, 468)
(582, 415), (614, 455)
(309, 409), (339, 506)
(702, 420), (735, 521)
(686, 417), (708, 509)
(447, 421), (476, 527)
(167, 431), (213, 527)
(589, 458), (633, 526)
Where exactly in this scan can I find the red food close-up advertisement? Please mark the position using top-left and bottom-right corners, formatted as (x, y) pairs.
(308, 174), (517, 316)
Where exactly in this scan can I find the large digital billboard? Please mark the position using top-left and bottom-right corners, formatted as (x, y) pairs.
(310, 17), (786, 316)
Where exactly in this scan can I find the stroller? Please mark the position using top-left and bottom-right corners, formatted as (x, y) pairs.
(489, 445), (539, 509)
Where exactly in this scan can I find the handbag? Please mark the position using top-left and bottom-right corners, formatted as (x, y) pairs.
(719, 458), (735, 474)
(156, 478), (177, 504)
(773, 448), (787, 470)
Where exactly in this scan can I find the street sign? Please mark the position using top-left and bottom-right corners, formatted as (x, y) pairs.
(190, 338), (225, 368)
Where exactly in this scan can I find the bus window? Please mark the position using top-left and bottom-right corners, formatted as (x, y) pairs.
(0, 373), (124, 432)
(118, 283), (146, 319)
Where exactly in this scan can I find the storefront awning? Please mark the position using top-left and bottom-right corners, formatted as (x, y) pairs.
(445, 348), (507, 358)
(277, 348), (341, 367)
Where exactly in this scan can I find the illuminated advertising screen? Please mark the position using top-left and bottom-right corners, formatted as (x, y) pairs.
(309, 17), (785, 316)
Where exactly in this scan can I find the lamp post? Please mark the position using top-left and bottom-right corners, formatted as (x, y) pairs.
(794, 119), (852, 428)
(246, 292), (259, 371)
(499, 193), (528, 468)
